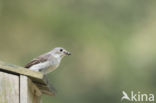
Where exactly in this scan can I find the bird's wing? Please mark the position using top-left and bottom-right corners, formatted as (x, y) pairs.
(25, 53), (51, 68)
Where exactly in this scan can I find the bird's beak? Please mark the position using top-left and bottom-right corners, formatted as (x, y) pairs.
(64, 51), (71, 56)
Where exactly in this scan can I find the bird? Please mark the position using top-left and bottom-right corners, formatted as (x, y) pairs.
(25, 47), (71, 74)
(121, 91), (131, 101)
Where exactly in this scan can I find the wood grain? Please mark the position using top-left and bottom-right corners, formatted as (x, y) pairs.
(0, 61), (56, 96)
(20, 75), (42, 103)
(0, 72), (19, 103)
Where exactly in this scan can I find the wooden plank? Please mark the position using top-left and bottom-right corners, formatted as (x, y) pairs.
(20, 75), (42, 103)
(37, 84), (56, 96)
(0, 61), (44, 79)
(0, 71), (19, 103)
(0, 61), (56, 96)
(28, 78), (42, 97)
(33, 77), (56, 96)
(20, 75), (29, 103)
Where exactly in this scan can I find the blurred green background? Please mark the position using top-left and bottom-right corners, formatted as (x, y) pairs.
(0, 0), (156, 103)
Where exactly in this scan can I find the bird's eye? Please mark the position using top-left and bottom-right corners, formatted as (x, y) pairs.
(60, 49), (63, 52)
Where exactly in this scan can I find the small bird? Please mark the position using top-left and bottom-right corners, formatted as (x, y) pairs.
(25, 47), (71, 74)
(121, 91), (131, 101)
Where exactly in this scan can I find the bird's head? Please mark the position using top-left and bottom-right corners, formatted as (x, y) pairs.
(51, 47), (71, 58)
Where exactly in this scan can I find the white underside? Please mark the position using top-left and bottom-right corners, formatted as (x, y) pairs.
(29, 61), (59, 74)
(29, 61), (50, 71)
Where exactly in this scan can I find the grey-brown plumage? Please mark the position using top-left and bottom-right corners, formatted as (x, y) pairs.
(25, 53), (50, 68)
(25, 47), (71, 74)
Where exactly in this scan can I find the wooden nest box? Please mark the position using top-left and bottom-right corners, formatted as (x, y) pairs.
(0, 61), (56, 103)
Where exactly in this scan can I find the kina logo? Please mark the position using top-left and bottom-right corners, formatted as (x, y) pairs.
(121, 91), (154, 102)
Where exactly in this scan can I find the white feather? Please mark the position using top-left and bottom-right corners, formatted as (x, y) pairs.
(29, 61), (51, 71)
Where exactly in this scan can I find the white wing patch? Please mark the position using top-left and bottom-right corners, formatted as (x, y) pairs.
(29, 61), (51, 71)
